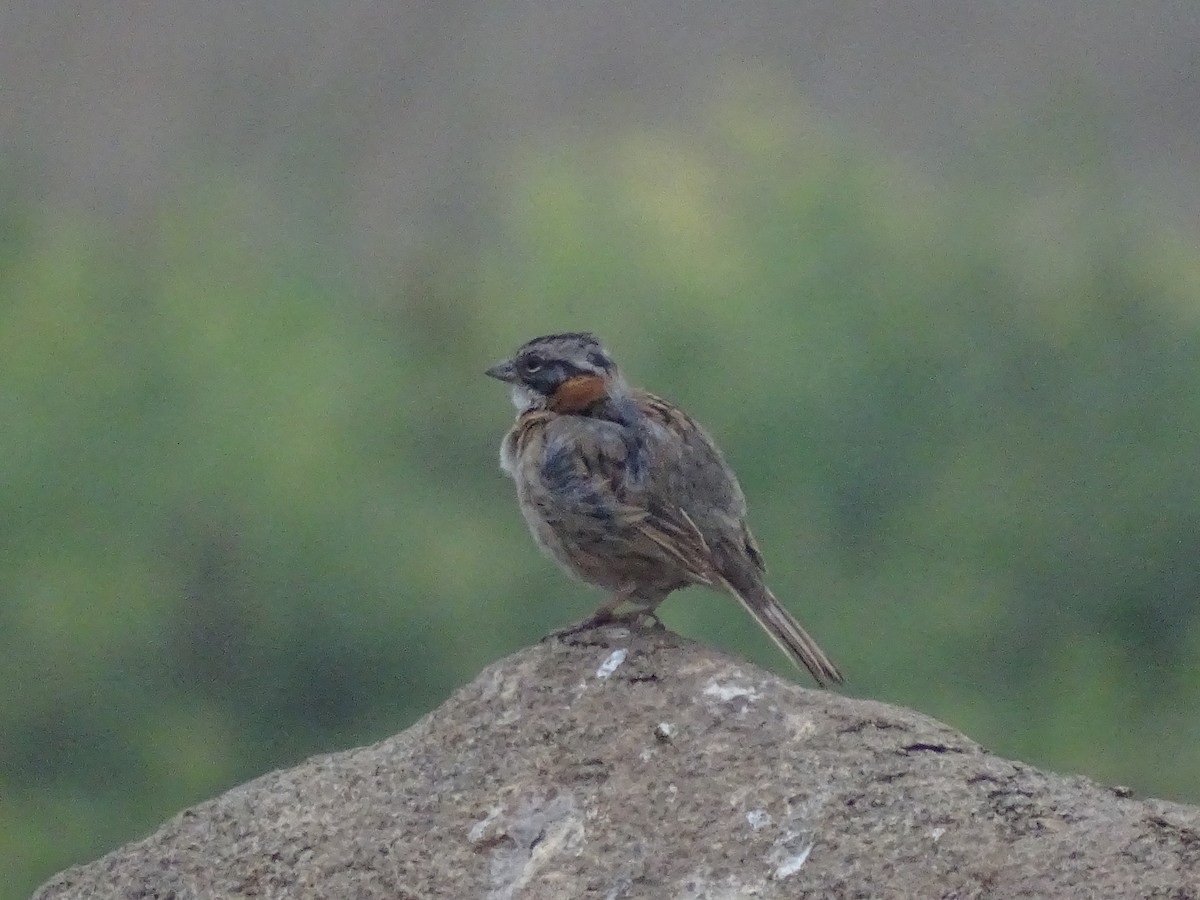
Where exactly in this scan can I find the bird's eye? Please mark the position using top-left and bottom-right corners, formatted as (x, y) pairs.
(522, 357), (544, 374)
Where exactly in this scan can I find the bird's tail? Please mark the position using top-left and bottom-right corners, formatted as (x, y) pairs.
(718, 574), (844, 687)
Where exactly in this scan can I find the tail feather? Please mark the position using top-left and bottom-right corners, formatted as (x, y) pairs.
(719, 576), (844, 687)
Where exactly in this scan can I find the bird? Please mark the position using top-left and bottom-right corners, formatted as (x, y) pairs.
(486, 332), (843, 687)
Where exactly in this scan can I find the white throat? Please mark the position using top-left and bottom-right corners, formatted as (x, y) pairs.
(509, 383), (543, 412)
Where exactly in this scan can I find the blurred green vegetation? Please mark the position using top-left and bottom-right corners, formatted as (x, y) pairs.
(7, 87), (1200, 896)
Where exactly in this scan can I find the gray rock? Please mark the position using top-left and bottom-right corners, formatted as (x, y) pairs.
(34, 627), (1200, 899)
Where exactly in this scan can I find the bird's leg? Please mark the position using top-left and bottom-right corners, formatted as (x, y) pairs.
(595, 591), (669, 629)
(634, 607), (666, 631)
(547, 589), (633, 639)
(599, 595), (666, 631)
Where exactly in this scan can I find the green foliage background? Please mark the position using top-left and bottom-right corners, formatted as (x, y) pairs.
(6, 86), (1200, 895)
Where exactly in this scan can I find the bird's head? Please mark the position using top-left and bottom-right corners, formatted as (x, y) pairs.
(486, 332), (622, 413)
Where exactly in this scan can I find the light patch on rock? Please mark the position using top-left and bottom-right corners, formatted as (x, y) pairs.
(702, 679), (760, 703)
(746, 809), (772, 831)
(675, 870), (767, 899)
(485, 794), (584, 900)
(477, 670), (525, 726)
(468, 805), (505, 843)
(595, 649), (627, 679)
(772, 841), (813, 880)
(783, 712), (817, 739)
(603, 875), (634, 900)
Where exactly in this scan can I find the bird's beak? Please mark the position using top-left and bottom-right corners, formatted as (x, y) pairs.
(485, 360), (518, 383)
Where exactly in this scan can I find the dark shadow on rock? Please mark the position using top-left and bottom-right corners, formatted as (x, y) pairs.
(33, 627), (1200, 899)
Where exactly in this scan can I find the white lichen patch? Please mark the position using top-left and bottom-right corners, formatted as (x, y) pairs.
(782, 711), (818, 740)
(468, 805), (505, 844)
(701, 678), (760, 703)
(595, 649), (627, 679)
(772, 841), (813, 880)
(746, 809), (773, 831)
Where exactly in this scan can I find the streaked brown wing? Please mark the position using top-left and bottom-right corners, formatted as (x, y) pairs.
(537, 411), (716, 584)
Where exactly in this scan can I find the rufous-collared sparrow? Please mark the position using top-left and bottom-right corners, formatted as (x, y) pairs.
(487, 332), (843, 687)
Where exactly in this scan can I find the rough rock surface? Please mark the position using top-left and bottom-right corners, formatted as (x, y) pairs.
(35, 626), (1200, 899)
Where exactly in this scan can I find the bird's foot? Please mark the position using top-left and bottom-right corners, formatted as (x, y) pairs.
(546, 609), (619, 641)
(544, 590), (666, 643)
